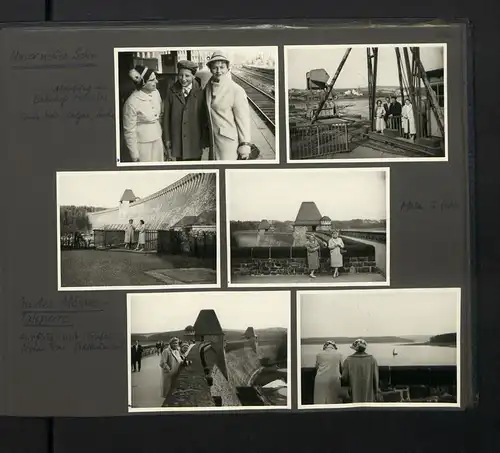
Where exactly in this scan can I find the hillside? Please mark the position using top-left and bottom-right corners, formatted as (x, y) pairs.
(428, 332), (456, 346)
(301, 336), (417, 345)
(132, 327), (287, 345)
(60, 205), (109, 232)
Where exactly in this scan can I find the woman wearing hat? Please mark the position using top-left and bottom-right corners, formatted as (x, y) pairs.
(159, 337), (183, 399)
(328, 229), (345, 278)
(341, 339), (380, 403)
(122, 65), (164, 163)
(204, 50), (252, 161)
(163, 60), (208, 161)
(314, 340), (344, 404)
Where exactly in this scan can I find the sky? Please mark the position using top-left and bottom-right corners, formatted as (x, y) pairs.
(300, 289), (459, 338)
(286, 45), (444, 90)
(206, 46), (277, 65)
(57, 170), (193, 208)
(227, 169), (387, 221)
(130, 291), (290, 334)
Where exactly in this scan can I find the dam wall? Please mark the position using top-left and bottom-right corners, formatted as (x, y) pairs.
(88, 172), (216, 231)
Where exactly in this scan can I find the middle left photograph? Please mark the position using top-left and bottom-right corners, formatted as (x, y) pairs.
(56, 169), (220, 291)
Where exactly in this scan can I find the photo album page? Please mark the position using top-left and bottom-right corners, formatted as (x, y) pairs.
(0, 22), (474, 416)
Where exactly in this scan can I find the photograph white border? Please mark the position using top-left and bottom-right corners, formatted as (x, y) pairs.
(126, 290), (293, 413)
(114, 46), (280, 167)
(56, 168), (221, 291)
(284, 43), (449, 164)
(296, 287), (462, 410)
(225, 166), (391, 288)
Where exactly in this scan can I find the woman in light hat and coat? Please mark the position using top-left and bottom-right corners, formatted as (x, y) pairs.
(341, 339), (380, 403)
(204, 50), (252, 161)
(328, 229), (345, 279)
(314, 341), (344, 404)
(163, 60), (208, 161)
(122, 65), (164, 163)
(160, 337), (183, 399)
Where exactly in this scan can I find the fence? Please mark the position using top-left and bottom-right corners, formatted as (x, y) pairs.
(93, 229), (157, 251)
(60, 233), (94, 250)
(340, 230), (386, 244)
(157, 229), (217, 265)
(289, 122), (349, 159)
(383, 114), (429, 140)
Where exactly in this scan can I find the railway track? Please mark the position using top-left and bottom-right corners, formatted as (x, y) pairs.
(232, 72), (275, 133)
(240, 66), (275, 84)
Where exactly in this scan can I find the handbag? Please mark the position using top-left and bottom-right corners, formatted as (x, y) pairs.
(340, 248), (347, 254)
(237, 143), (260, 160)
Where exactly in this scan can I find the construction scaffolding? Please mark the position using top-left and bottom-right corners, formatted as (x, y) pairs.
(307, 46), (445, 158)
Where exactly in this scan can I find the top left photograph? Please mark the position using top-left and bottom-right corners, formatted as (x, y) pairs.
(114, 46), (279, 166)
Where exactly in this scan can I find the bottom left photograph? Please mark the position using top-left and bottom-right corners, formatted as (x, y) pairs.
(127, 291), (291, 412)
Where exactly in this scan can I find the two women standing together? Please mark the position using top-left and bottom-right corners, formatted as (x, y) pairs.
(123, 50), (252, 163)
(314, 339), (380, 404)
(306, 230), (346, 279)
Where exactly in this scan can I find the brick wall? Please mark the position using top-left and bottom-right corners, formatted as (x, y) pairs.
(231, 244), (378, 276)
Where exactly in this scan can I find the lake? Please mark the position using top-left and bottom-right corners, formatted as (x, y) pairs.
(301, 343), (457, 368)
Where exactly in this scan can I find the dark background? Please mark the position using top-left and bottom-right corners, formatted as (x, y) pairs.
(0, 2), (495, 453)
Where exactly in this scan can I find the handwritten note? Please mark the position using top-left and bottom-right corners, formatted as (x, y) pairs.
(10, 48), (98, 69)
(19, 295), (124, 354)
(400, 200), (460, 212)
(20, 83), (113, 125)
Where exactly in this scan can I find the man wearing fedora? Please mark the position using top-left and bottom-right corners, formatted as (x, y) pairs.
(204, 50), (252, 161)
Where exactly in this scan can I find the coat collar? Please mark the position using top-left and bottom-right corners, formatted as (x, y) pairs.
(134, 89), (156, 102)
(171, 79), (200, 104)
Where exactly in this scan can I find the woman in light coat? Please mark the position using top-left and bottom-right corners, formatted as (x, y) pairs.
(401, 99), (416, 140)
(135, 220), (146, 251)
(314, 341), (344, 404)
(204, 50), (252, 161)
(124, 219), (135, 249)
(122, 65), (165, 163)
(160, 337), (183, 400)
(375, 99), (386, 133)
(328, 230), (345, 278)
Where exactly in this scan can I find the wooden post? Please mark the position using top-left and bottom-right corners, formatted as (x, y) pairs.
(367, 48), (374, 130)
(311, 47), (352, 124)
(395, 48), (405, 105)
(410, 47), (445, 138)
(371, 47), (379, 133)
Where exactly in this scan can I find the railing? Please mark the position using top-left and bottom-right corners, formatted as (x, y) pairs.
(157, 229), (217, 264)
(290, 122), (349, 159)
(341, 230), (386, 244)
(93, 229), (157, 251)
(60, 234), (94, 250)
(301, 365), (457, 404)
(378, 113), (433, 141)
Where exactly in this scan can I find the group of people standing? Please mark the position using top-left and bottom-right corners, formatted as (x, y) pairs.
(374, 95), (417, 140)
(306, 230), (346, 279)
(314, 339), (380, 404)
(122, 50), (253, 163)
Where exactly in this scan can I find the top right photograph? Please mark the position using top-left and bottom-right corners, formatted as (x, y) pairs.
(285, 44), (447, 163)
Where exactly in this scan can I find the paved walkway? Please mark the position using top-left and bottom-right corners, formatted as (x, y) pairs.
(231, 273), (385, 284)
(131, 354), (164, 408)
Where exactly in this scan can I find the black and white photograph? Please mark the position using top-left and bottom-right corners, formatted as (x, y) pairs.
(57, 170), (219, 290)
(128, 291), (291, 412)
(298, 288), (460, 409)
(285, 44), (447, 162)
(226, 168), (389, 287)
(114, 47), (278, 165)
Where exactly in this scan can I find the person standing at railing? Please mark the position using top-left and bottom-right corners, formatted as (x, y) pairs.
(131, 340), (143, 373)
(383, 97), (390, 125)
(328, 230), (345, 279)
(375, 100), (386, 133)
(341, 339), (380, 403)
(306, 235), (320, 279)
(314, 341), (344, 404)
(160, 337), (183, 400)
(387, 96), (402, 130)
(401, 99), (416, 141)
(124, 219), (135, 249)
(135, 220), (146, 251)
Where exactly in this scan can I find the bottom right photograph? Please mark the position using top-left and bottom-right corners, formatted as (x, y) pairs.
(298, 288), (461, 408)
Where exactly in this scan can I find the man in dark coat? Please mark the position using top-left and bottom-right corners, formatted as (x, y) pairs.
(131, 340), (143, 372)
(163, 60), (208, 161)
(387, 96), (403, 130)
